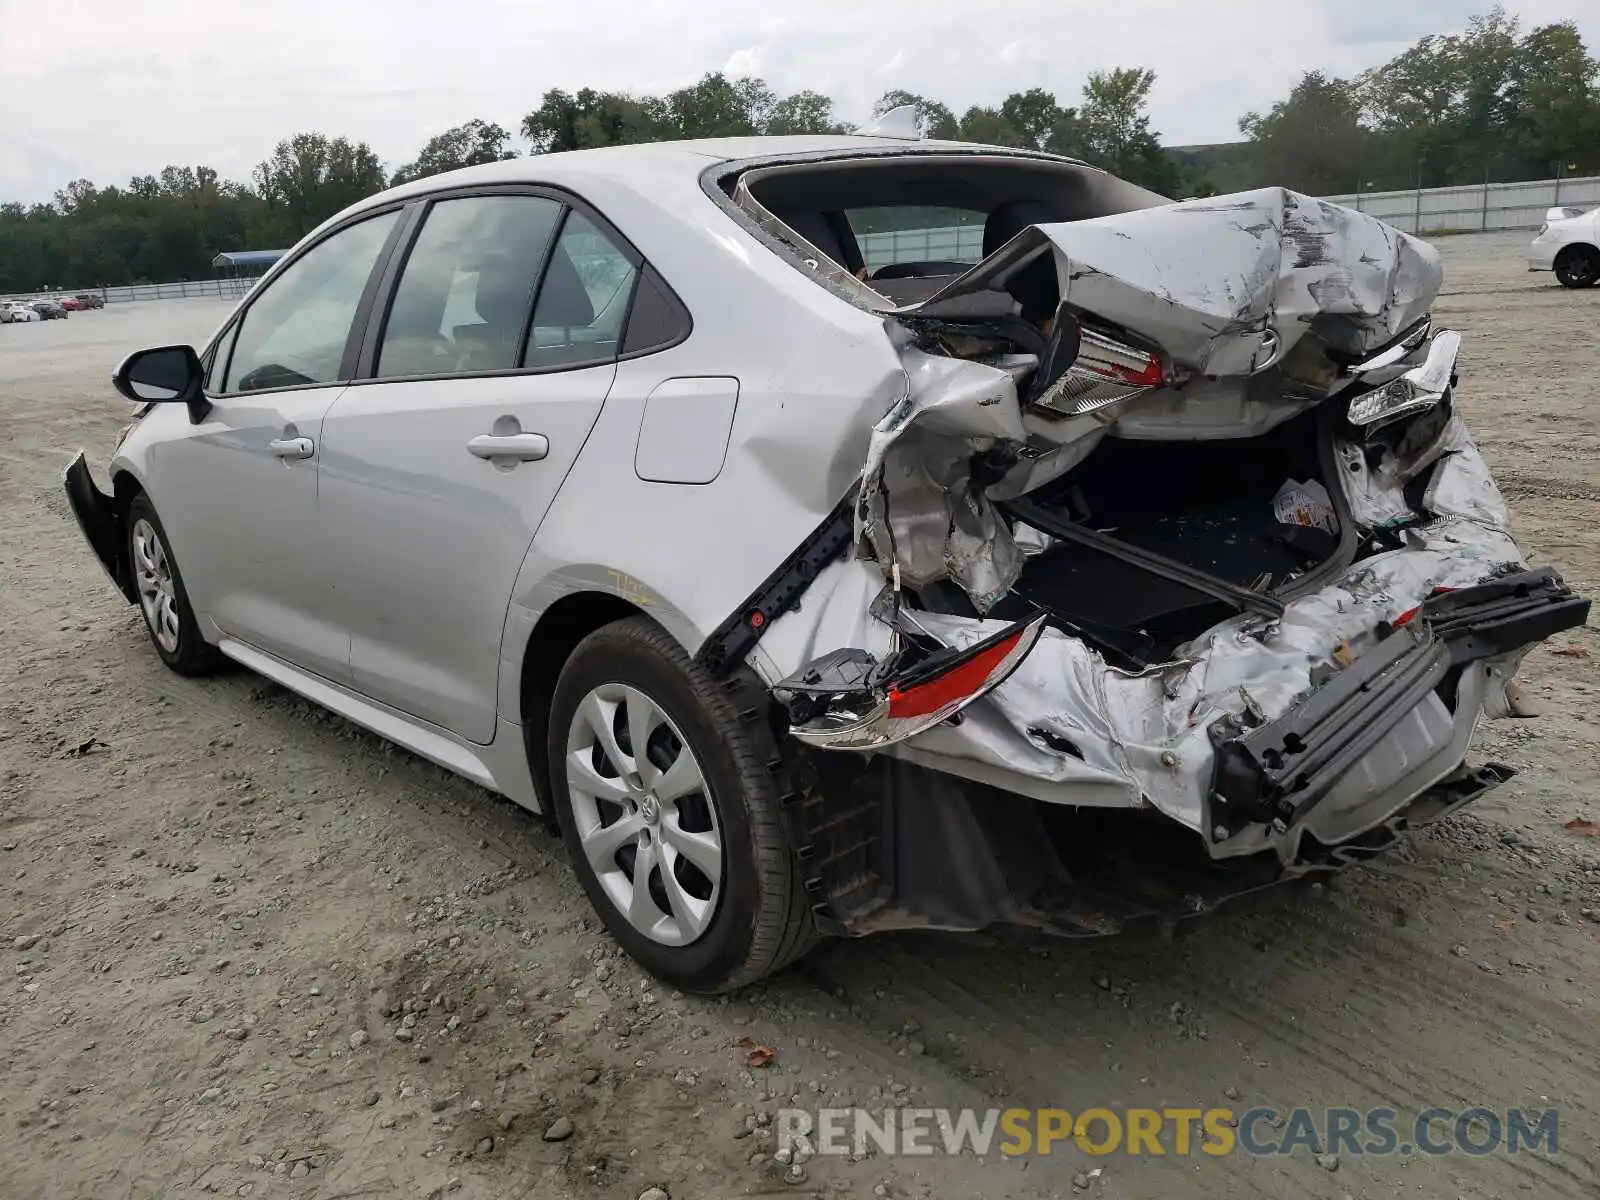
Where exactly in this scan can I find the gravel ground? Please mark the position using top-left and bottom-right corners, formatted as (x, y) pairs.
(1, 231), (1597, 1200)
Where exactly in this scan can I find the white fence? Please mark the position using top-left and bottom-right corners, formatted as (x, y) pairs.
(0, 278), (251, 307)
(1323, 174), (1600, 234)
(856, 225), (986, 270)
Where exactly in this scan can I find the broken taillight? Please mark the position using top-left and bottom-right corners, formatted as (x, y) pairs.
(775, 615), (1048, 751)
(1031, 326), (1166, 419)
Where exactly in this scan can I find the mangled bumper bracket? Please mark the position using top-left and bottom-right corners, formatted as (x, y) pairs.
(1419, 566), (1589, 663)
(1208, 568), (1589, 836)
(695, 488), (857, 679)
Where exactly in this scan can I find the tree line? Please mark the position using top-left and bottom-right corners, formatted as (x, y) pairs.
(2, 5), (1595, 292)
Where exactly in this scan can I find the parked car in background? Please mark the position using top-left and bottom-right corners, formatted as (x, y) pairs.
(74, 292), (106, 309)
(58, 296), (85, 312)
(63, 135), (1589, 992)
(30, 298), (69, 319)
(1, 300), (41, 322)
(1529, 205), (1600, 286)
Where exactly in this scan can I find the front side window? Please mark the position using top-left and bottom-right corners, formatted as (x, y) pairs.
(523, 210), (639, 370)
(203, 323), (239, 393)
(377, 195), (563, 378)
(222, 209), (400, 393)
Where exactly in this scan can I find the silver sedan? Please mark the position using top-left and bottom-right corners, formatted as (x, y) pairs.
(65, 134), (1588, 991)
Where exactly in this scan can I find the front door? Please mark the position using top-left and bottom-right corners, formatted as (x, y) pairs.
(153, 207), (404, 681)
(318, 196), (639, 742)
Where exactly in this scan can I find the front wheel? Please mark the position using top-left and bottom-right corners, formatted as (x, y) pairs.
(547, 617), (817, 992)
(1554, 244), (1600, 288)
(125, 494), (225, 676)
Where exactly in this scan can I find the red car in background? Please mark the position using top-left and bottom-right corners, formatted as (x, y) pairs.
(58, 297), (86, 311)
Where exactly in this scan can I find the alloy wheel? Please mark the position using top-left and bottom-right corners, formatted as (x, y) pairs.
(564, 683), (723, 946)
(131, 517), (181, 654)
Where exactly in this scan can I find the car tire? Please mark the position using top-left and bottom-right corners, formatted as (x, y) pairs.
(547, 616), (818, 993)
(1554, 244), (1600, 288)
(125, 494), (225, 676)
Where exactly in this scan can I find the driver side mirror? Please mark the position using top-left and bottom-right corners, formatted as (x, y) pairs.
(112, 344), (211, 423)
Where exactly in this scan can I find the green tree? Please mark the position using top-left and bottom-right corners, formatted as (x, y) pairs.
(766, 90), (847, 135)
(666, 73), (775, 138)
(1359, 6), (1525, 185)
(391, 119), (517, 185)
(1510, 21), (1600, 176)
(251, 133), (387, 240)
(1075, 68), (1179, 193)
(521, 88), (669, 153)
(1001, 88), (1069, 151)
(1239, 71), (1371, 194)
(956, 105), (1025, 146)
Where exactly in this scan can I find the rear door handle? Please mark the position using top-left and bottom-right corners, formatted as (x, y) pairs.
(467, 432), (549, 462)
(269, 436), (314, 460)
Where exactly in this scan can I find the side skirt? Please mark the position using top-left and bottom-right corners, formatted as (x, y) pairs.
(216, 638), (543, 813)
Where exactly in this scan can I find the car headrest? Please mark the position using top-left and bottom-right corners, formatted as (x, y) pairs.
(473, 257), (536, 334)
(535, 245), (595, 328)
(982, 199), (1059, 257)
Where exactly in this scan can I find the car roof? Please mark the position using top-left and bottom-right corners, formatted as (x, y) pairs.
(368, 134), (1073, 206)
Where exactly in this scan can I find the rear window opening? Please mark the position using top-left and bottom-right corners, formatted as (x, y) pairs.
(718, 151), (1164, 307)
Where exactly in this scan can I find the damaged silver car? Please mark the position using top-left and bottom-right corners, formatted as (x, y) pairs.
(63, 135), (1589, 991)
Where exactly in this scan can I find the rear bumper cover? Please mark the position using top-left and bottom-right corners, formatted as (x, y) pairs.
(1206, 568), (1587, 840)
(62, 451), (135, 603)
(780, 567), (1586, 939)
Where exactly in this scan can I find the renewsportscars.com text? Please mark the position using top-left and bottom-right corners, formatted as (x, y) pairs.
(775, 1106), (1559, 1159)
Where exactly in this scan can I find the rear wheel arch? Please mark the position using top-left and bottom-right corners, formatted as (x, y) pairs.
(518, 592), (649, 810)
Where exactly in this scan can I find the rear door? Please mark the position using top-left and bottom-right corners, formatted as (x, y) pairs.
(150, 206), (405, 681)
(317, 190), (642, 742)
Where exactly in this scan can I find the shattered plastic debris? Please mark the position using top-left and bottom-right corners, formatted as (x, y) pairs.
(1271, 479), (1337, 534)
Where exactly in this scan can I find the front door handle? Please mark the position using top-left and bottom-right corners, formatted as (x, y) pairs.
(269, 436), (314, 460)
(467, 432), (549, 462)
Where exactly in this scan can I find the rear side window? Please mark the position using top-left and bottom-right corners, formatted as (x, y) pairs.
(223, 209), (399, 392)
(523, 210), (639, 370)
(621, 263), (691, 355)
(378, 195), (563, 378)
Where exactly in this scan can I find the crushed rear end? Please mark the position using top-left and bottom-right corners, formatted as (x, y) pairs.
(700, 180), (1589, 938)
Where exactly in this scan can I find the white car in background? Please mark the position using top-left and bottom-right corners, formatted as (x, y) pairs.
(1, 300), (41, 323)
(1528, 205), (1600, 286)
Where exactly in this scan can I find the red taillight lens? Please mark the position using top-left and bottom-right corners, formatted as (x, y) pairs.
(1106, 353), (1165, 387)
(1392, 586), (1454, 629)
(886, 626), (1029, 719)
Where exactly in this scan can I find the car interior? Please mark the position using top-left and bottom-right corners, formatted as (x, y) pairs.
(731, 154), (1166, 311)
(380, 220), (630, 378)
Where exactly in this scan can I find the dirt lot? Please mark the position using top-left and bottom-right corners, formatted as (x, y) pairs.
(1, 232), (1597, 1200)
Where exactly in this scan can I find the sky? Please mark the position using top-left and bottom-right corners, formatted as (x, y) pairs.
(2, 0), (1597, 203)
